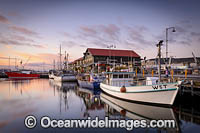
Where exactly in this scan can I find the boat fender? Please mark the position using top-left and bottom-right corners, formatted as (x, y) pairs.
(120, 109), (126, 116)
(120, 86), (126, 93)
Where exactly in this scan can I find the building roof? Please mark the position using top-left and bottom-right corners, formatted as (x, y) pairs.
(69, 57), (83, 65)
(87, 48), (140, 58)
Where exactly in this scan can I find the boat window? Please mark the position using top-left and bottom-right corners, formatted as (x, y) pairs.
(129, 74), (133, 78)
(113, 74), (118, 78)
(119, 74), (123, 78)
(124, 74), (128, 78)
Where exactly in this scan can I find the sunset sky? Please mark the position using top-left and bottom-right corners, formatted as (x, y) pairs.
(0, 0), (200, 70)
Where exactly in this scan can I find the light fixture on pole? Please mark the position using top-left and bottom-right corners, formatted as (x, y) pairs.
(166, 27), (176, 65)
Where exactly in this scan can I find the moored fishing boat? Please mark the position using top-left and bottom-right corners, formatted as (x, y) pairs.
(100, 41), (182, 106)
(5, 69), (40, 79)
(53, 70), (77, 82)
(48, 70), (56, 79)
(77, 73), (105, 90)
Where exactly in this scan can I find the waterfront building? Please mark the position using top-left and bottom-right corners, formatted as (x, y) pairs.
(70, 48), (141, 73)
(142, 57), (200, 74)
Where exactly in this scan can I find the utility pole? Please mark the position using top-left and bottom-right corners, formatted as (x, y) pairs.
(157, 40), (164, 83)
(166, 27), (176, 66)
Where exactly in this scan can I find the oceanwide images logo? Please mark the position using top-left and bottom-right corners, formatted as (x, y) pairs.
(24, 115), (176, 130)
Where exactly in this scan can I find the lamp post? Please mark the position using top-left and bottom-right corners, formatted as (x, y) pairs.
(166, 27), (176, 66)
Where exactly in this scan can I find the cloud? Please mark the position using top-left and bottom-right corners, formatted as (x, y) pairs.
(9, 26), (39, 37)
(62, 41), (77, 48)
(98, 24), (120, 40)
(11, 34), (35, 42)
(80, 25), (97, 36)
(79, 44), (87, 47)
(123, 40), (143, 50)
(0, 34), (44, 48)
(12, 52), (58, 64)
(79, 24), (120, 41)
(0, 14), (10, 24)
(126, 26), (153, 46)
(60, 32), (77, 39)
(0, 38), (44, 48)
(62, 40), (87, 48)
(92, 41), (109, 48)
(191, 32), (200, 37)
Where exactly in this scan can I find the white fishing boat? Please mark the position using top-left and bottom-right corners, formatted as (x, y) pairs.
(100, 41), (182, 106)
(48, 70), (56, 79)
(50, 45), (77, 82)
(53, 70), (77, 82)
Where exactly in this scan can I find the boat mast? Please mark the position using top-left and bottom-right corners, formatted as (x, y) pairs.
(53, 59), (55, 70)
(59, 44), (62, 70)
(156, 40), (163, 83)
(67, 53), (69, 70)
(64, 51), (69, 70)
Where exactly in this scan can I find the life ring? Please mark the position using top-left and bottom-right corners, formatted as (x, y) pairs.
(120, 86), (126, 92)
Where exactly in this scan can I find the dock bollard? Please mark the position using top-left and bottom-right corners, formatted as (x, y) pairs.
(135, 68), (137, 77)
(185, 69), (187, 79)
(171, 69), (173, 81)
(143, 69), (145, 78)
(191, 80), (194, 96)
(152, 70), (154, 77)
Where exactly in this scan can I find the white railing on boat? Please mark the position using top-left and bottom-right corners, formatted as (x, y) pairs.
(103, 79), (178, 87)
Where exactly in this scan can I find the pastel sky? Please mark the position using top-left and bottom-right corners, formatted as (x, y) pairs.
(0, 0), (200, 70)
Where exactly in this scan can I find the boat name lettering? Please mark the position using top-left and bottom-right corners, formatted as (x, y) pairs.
(152, 85), (167, 90)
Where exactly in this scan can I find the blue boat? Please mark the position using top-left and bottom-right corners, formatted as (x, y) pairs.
(77, 73), (105, 90)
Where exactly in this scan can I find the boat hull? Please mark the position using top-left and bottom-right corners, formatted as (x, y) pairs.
(48, 74), (54, 79)
(5, 72), (40, 79)
(78, 80), (100, 90)
(100, 82), (179, 106)
(53, 75), (77, 82)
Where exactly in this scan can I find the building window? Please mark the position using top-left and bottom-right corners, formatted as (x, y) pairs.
(119, 74), (123, 78)
(113, 74), (118, 78)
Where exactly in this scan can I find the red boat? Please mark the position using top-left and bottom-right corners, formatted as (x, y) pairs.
(6, 70), (40, 79)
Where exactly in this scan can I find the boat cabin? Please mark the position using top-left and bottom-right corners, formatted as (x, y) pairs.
(105, 72), (135, 81)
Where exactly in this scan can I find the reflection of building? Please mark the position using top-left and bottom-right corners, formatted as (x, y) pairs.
(70, 48), (141, 73)
(76, 88), (104, 117)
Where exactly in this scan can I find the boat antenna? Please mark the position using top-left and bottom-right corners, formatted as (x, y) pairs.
(156, 40), (163, 83)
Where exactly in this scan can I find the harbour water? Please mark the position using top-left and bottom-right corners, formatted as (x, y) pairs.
(0, 79), (200, 132)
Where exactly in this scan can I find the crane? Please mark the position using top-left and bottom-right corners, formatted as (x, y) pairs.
(0, 56), (20, 69)
(22, 56), (31, 69)
(192, 52), (198, 66)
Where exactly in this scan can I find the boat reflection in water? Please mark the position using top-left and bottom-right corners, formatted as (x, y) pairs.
(49, 79), (78, 90)
(75, 87), (104, 118)
(100, 92), (180, 132)
(49, 79), (78, 113)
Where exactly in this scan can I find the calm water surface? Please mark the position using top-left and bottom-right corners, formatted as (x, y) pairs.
(0, 79), (199, 132)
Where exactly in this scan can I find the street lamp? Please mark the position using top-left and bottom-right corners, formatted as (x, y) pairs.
(166, 27), (176, 65)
